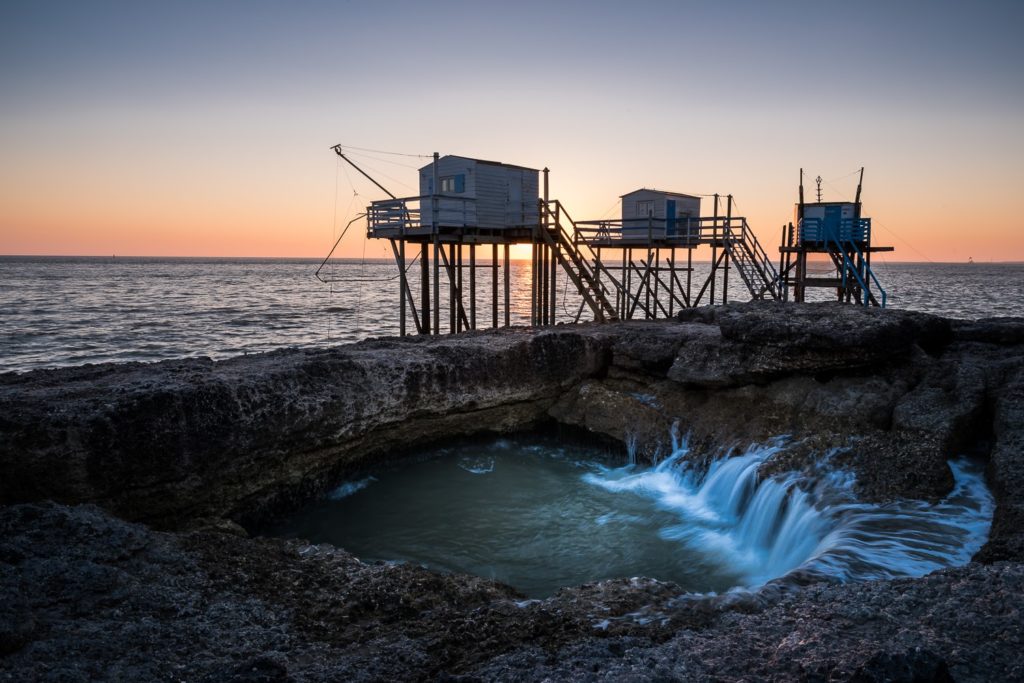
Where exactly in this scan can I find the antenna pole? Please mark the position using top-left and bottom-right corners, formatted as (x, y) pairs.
(815, 175), (823, 203)
(854, 167), (864, 206)
(798, 168), (805, 228)
(331, 145), (396, 199)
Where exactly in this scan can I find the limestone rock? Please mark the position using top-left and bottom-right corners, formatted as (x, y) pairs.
(0, 329), (609, 527)
(2, 302), (1024, 680)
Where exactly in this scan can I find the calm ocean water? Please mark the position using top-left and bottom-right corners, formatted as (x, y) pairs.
(1, 256), (1021, 373)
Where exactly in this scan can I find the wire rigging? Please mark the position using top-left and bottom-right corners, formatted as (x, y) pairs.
(821, 178), (852, 202)
(872, 220), (936, 263)
(598, 198), (621, 220)
(337, 251), (422, 284)
(333, 143), (432, 159)
(342, 149), (422, 170)
(810, 169), (934, 264)
(342, 157), (417, 194)
(325, 161), (341, 341)
(339, 160), (358, 197)
(827, 168), (864, 183)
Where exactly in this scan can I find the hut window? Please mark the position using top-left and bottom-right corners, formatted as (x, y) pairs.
(636, 200), (653, 216)
(441, 174), (466, 193)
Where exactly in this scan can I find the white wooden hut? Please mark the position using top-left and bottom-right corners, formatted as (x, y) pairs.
(621, 188), (701, 239)
(418, 155), (540, 229)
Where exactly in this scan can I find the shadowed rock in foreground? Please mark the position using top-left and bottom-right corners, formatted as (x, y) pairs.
(2, 303), (1023, 681)
(2, 502), (1021, 681)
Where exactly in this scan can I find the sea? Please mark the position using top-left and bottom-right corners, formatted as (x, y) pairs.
(1, 256), (1021, 374)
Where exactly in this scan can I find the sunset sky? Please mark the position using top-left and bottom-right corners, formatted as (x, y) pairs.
(2, 0), (1022, 262)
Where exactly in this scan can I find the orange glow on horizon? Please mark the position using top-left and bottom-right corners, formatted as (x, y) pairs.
(3, 180), (1021, 263)
(3, 3), (1022, 263)
(3, 129), (1021, 263)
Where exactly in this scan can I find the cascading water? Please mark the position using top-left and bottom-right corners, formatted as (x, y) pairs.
(584, 435), (994, 587)
(265, 435), (994, 597)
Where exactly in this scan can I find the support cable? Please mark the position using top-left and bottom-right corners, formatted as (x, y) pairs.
(872, 220), (935, 263)
(342, 149), (421, 170)
(332, 143), (432, 159)
(340, 157), (417, 194)
(326, 160), (341, 341)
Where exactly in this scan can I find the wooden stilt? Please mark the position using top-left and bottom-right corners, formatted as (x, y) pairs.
(469, 243), (476, 330)
(421, 243), (430, 334)
(452, 242), (460, 333)
(711, 194), (719, 305)
(723, 195), (732, 305)
(504, 243), (511, 327)
(687, 246), (692, 307)
(398, 238), (406, 336)
(668, 248), (675, 316)
(433, 237), (440, 335)
(550, 240), (557, 324)
(492, 244), (498, 328)
(530, 241), (538, 326)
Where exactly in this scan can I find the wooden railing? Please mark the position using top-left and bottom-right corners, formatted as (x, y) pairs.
(799, 217), (871, 243)
(366, 195), (478, 233)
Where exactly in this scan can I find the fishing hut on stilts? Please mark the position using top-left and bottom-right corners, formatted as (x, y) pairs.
(317, 148), (891, 337)
(318, 148), (622, 334)
(777, 169), (892, 306)
(571, 190), (782, 318)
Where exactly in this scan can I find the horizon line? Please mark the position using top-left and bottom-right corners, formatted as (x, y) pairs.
(0, 254), (1019, 266)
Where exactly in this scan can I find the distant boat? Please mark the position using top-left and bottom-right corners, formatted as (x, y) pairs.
(968, 257), (974, 264)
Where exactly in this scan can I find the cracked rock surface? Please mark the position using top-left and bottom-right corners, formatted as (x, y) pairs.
(2, 302), (1023, 681)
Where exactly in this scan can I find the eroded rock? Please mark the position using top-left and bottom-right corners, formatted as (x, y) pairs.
(0, 328), (609, 527)
(2, 303), (1024, 681)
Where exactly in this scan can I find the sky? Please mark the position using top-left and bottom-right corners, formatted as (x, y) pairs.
(1, 0), (1022, 262)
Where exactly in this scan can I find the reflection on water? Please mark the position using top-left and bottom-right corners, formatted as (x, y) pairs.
(1, 256), (1021, 372)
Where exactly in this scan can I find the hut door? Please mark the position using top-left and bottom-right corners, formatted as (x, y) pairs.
(824, 205), (842, 240)
(666, 199), (677, 236)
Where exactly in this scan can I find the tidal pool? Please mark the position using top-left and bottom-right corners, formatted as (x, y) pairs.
(266, 436), (994, 598)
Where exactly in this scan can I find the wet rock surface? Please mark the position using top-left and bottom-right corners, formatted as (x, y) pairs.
(2, 302), (1024, 680)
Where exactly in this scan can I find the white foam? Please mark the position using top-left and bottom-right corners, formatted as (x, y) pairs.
(458, 455), (495, 474)
(327, 476), (377, 500)
(583, 437), (994, 588)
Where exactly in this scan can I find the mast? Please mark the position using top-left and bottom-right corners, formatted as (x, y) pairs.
(798, 168), (805, 218)
(331, 145), (396, 200)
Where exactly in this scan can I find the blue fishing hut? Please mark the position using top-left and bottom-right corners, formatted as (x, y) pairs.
(778, 169), (893, 306)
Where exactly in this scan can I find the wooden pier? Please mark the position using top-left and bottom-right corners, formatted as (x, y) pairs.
(569, 192), (781, 321)
(318, 151), (890, 336)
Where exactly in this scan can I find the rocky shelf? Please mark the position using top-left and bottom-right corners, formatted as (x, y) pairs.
(2, 302), (1023, 681)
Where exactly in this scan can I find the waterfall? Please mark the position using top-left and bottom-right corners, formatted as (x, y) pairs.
(583, 437), (994, 588)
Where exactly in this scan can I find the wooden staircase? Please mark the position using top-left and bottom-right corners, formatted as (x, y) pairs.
(539, 200), (787, 325)
(723, 220), (783, 301)
(539, 201), (619, 322)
